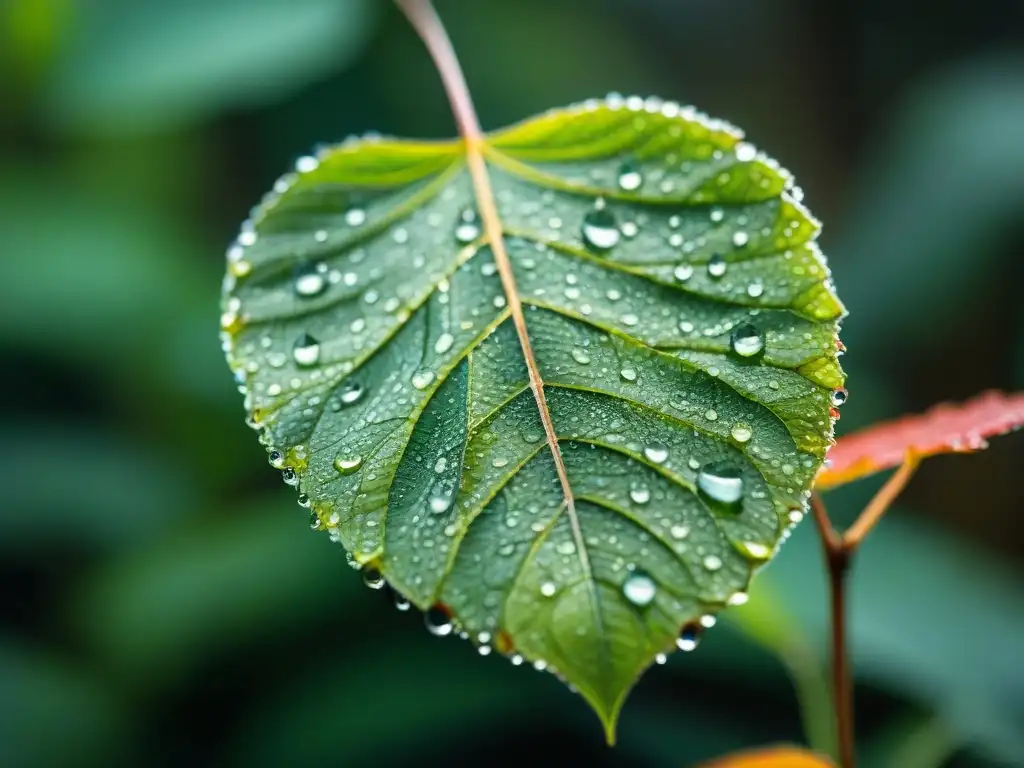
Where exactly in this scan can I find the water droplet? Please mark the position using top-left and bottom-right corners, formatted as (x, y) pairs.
(830, 388), (848, 407)
(644, 445), (668, 464)
(676, 624), (701, 651)
(269, 450), (284, 468)
(478, 645), (492, 656)
(703, 555), (723, 571)
(707, 255), (727, 278)
(339, 382), (363, 405)
(731, 423), (753, 443)
(622, 571), (657, 607)
(710, 208), (724, 223)
(293, 263), (327, 297)
(281, 468), (298, 486)
(732, 231), (749, 247)
(747, 282), (764, 298)
(345, 208), (366, 227)
(581, 208), (621, 251)
(362, 567), (385, 590)
(730, 322), (765, 359)
(727, 591), (750, 606)
(620, 366), (637, 382)
(292, 333), (321, 367)
(697, 462), (744, 511)
(425, 605), (453, 636)
(297, 493), (310, 508)
(540, 581), (557, 597)
(670, 524), (690, 540)
(700, 614), (717, 628)
(390, 586), (411, 611)
(556, 540), (576, 555)
(629, 487), (651, 504)
(455, 209), (480, 243)
(655, 652), (668, 665)
(335, 455), (363, 475)
(674, 264), (694, 282)
(429, 494), (452, 514)
(617, 161), (643, 191)
(571, 348), (591, 365)
(737, 541), (771, 560)
(511, 654), (524, 666)
(433, 333), (455, 355)
(412, 370), (435, 390)
(705, 408), (718, 421)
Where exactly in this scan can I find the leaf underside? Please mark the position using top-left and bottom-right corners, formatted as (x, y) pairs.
(818, 389), (1024, 490)
(220, 95), (846, 739)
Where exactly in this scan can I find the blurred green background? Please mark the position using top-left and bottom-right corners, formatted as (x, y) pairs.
(1, 0), (1022, 766)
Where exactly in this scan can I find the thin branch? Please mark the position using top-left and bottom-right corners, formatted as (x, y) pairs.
(842, 452), (920, 549)
(810, 492), (842, 554)
(810, 451), (922, 768)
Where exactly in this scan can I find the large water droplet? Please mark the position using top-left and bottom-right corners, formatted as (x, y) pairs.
(830, 388), (848, 407)
(571, 348), (591, 365)
(676, 624), (701, 651)
(292, 332), (321, 367)
(617, 161), (643, 191)
(707, 255), (727, 278)
(412, 370), (435, 390)
(362, 566), (385, 590)
(293, 262), (327, 297)
(334, 455), (363, 475)
(622, 571), (657, 607)
(339, 381), (363, 405)
(434, 333), (454, 355)
(581, 208), (621, 251)
(697, 461), (744, 512)
(540, 581), (557, 597)
(425, 605), (453, 636)
(730, 322), (765, 359)
(674, 264), (694, 282)
(730, 423), (753, 443)
(429, 494), (452, 514)
(732, 231), (749, 247)
(345, 208), (366, 227)
(644, 445), (668, 464)
(629, 486), (651, 504)
(455, 209), (481, 243)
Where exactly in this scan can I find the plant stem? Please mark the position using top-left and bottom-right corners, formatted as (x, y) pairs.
(843, 451), (919, 548)
(809, 450), (920, 768)
(810, 493), (855, 768)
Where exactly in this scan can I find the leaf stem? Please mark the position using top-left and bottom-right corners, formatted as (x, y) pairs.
(843, 451), (919, 548)
(394, 0), (589, 594)
(809, 451), (920, 768)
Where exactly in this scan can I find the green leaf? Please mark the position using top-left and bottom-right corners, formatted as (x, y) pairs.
(220, 95), (845, 740)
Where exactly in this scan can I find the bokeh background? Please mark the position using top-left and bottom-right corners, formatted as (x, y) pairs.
(1, 0), (1022, 766)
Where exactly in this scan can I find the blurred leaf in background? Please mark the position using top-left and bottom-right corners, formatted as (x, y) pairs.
(0, 0), (1021, 766)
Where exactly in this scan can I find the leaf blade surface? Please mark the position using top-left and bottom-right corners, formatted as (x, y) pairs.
(221, 96), (845, 736)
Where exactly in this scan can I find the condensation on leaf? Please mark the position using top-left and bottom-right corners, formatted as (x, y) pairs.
(220, 94), (846, 741)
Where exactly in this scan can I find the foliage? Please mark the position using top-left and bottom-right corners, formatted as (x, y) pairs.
(221, 93), (844, 737)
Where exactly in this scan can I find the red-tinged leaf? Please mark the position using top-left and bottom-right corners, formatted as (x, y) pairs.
(817, 390), (1024, 490)
(697, 745), (836, 767)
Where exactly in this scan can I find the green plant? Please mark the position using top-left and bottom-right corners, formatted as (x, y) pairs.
(218, 2), (1024, 766)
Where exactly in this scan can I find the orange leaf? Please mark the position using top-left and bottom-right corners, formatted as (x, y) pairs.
(817, 390), (1024, 490)
(698, 745), (836, 767)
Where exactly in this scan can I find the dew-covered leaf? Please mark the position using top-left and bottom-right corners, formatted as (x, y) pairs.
(220, 95), (845, 738)
(698, 745), (836, 767)
(817, 390), (1024, 490)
